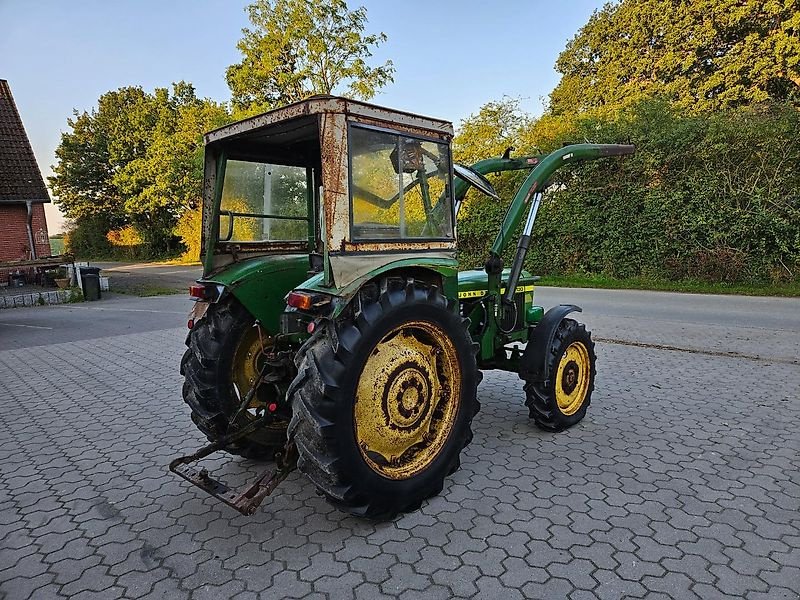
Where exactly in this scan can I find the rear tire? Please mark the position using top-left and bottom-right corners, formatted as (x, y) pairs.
(180, 298), (288, 460)
(522, 318), (596, 432)
(287, 278), (479, 519)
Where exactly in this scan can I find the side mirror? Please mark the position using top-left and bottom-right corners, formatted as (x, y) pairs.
(453, 163), (500, 200)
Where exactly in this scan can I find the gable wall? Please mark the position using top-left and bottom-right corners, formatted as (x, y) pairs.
(0, 203), (51, 262)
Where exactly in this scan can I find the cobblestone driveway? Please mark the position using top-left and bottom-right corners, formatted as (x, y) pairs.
(1, 297), (798, 599)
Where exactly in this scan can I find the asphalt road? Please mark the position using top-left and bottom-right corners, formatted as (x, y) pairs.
(0, 294), (191, 351)
(2, 285), (797, 361)
(1, 287), (798, 599)
(535, 287), (800, 365)
(93, 261), (202, 295)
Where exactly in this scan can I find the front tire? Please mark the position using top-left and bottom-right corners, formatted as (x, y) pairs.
(523, 318), (596, 432)
(287, 278), (479, 519)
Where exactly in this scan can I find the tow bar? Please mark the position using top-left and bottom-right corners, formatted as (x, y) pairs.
(169, 416), (297, 516)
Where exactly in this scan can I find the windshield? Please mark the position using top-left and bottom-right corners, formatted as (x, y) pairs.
(218, 159), (310, 243)
(349, 125), (454, 241)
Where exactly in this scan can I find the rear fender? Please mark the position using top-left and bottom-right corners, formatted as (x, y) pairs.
(296, 259), (459, 319)
(201, 254), (311, 331)
(519, 304), (582, 382)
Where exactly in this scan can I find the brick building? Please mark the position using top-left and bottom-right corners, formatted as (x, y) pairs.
(0, 79), (52, 263)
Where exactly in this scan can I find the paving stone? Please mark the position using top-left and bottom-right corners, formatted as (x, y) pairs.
(0, 305), (798, 599)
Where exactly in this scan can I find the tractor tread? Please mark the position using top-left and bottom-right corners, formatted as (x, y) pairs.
(182, 297), (285, 459)
(521, 318), (596, 432)
(287, 277), (479, 519)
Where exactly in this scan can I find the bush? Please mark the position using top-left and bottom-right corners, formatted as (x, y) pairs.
(175, 205), (203, 262)
(106, 226), (145, 259)
(64, 216), (113, 258)
(457, 99), (800, 285)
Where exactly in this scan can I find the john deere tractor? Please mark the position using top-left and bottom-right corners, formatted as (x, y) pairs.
(173, 96), (633, 518)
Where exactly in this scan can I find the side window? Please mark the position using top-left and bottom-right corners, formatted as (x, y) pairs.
(219, 160), (309, 242)
(349, 126), (453, 241)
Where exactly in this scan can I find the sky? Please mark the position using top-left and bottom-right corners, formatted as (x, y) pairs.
(0, 0), (605, 233)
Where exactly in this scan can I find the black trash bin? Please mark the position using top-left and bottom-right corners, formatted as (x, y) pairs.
(80, 267), (102, 301)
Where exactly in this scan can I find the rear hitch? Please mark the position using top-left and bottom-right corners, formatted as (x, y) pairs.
(169, 416), (296, 516)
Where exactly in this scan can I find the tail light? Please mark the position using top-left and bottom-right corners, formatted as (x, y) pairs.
(286, 291), (313, 310)
(189, 284), (211, 300)
(286, 291), (331, 312)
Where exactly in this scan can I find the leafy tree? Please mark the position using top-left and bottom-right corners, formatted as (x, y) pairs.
(226, 0), (394, 112)
(455, 98), (800, 284)
(114, 83), (229, 253)
(451, 99), (534, 265)
(50, 87), (154, 228)
(453, 98), (530, 165)
(550, 0), (800, 114)
(51, 83), (230, 256)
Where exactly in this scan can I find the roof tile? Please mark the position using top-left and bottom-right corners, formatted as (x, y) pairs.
(0, 79), (50, 204)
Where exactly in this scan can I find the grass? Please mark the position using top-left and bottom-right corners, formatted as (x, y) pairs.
(535, 273), (800, 297)
(71, 250), (798, 298)
(111, 284), (184, 297)
(159, 256), (202, 266)
(49, 237), (65, 255)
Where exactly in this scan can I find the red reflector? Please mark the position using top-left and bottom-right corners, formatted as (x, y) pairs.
(267, 403), (278, 413)
(187, 319), (194, 329)
(189, 285), (207, 299)
(306, 321), (316, 334)
(287, 291), (313, 310)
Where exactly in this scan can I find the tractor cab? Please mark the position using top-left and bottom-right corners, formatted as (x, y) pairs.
(197, 97), (490, 321)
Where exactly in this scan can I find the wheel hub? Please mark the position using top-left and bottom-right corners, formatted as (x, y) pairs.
(354, 322), (460, 480)
(561, 360), (579, 395)
(232, 327), (274, 409)
(555, 342), (591, 416)
(386, 365), (431, 428)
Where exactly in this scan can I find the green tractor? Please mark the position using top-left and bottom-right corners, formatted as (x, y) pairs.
(173, 96), (633, 518)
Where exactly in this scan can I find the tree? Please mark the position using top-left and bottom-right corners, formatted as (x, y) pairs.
(226, 0), (394, 112)
(549, 0), (800, 114)
(114, 83), (229, 252)
(50, 87), (153, 228)
(453, 98), (530, 165)
(51, 83), (230, 255)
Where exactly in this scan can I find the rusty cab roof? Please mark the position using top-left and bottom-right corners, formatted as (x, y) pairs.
(204, 96), (454, 148)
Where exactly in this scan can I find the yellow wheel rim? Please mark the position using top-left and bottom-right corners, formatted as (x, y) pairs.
(554, 341), (591, 416)
(232, 326), (272, 410)
(231, 327), (285, 434)
(354, 321), (461, 480)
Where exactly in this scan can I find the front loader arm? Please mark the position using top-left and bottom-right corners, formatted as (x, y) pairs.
(454, 155), (544, 201)
(489, 144), (634, 296)
(490, 144), (635, 258)
(472, 143), (634, 361)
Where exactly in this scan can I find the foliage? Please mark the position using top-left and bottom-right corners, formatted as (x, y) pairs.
(550, 0), (800, 115)
(114, 84), (230, 253)
(66, 288), (84, 303)
(453, 99), (534, 264)
(455, 98), (800, 284)
(64, 216), (114, 258)
(106, 225), (144, 259)
(219, 162), (307, 241)
(51, 83), (230, 256)
(175, 196), (268, 263)
(226, 0), (394, 112)
(50, 87), (145, 228)
(453, 98), (530, 165)
(175, 205), (203, 262)
(106, 225), (143, 247)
